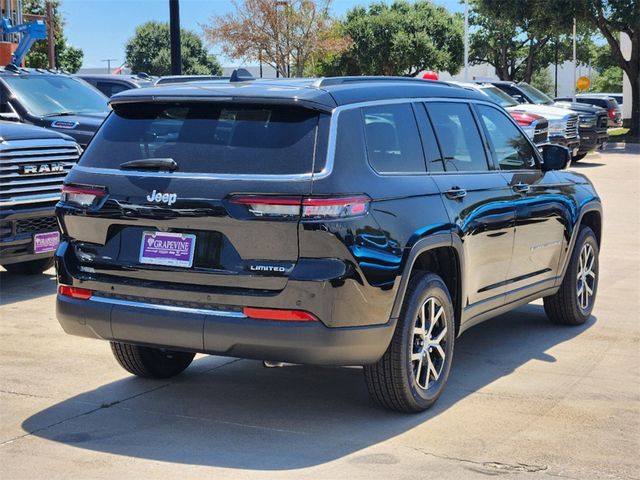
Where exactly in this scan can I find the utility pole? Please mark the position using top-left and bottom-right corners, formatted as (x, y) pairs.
(169, 0), (181, 75)
(46, 0), (55, 69)
(572, 17), (577, 102)
(463, 0), (469, 81)
(101, 58), (117, 73)
(554, 38), (558, 97)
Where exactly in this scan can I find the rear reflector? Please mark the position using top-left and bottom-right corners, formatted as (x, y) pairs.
(243, 307), (319, 322)
(61, 184), (105, 208)
(58, 285), (92, 300)
(230, 195), (370, 219)
(608, 108), (616, 119)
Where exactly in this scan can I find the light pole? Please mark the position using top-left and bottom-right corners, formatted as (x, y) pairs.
(169, 0), (181, 75)
(464, 0), (469, 82)
(101, 58), (117, 73)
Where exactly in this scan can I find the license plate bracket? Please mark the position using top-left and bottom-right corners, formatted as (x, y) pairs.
(139, 231), (196, 268)
(34, 231), (60, 254)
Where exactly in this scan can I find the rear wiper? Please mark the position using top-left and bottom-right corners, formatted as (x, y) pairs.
(119, 158), (178, 172)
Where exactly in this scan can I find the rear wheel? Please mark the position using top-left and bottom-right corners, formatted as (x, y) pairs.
(110, 342), (195, 378)
(544, 226), (599, 325)
(364, 273), (455, 413)
(2, 257), (54, 275)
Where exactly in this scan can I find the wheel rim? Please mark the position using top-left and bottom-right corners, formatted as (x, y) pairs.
(576, 243), (596, 311)
(411, 297), (447, 390)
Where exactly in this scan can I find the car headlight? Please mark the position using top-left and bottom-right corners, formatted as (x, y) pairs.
(579, 115), (596, 128)
(548, 120), (565, 134)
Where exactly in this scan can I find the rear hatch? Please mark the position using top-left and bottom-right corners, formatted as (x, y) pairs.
(59, 100), (327, 293)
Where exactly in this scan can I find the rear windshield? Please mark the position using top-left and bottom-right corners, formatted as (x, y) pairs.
(80, 102), (320, 175)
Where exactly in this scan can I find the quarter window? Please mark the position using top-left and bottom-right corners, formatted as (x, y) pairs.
(476, 105), (538, 170)
(426, 103), (489, 172)
(362, 104), (426, 174)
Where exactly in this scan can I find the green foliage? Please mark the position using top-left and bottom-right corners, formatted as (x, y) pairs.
(530, 68), (554, 96)
(125, 21), (222, 76)
(469, 0), (588, 82)
(315, 0), (463, 77)
(592, 67), (623, 93)
(22, 0), (84, 72)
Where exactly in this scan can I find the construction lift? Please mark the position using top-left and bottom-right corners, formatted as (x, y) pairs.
(0, 16), (46, 67)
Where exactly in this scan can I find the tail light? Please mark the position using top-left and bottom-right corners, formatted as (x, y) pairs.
(61, 184), (106, 208)
(230, 195), (370, 220)
(243, 307), (318, 322)
(509, 111), (537, 126)
(608, 107), (616, 120)
(58, 285), (92, 300)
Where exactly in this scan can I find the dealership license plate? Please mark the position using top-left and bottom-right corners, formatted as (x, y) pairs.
(34, 231), (60, 254)
(139, 231), (196, 268)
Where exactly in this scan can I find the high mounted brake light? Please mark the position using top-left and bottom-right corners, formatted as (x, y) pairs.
(60, 184), (106, 208)
(230, 195), (370, 219)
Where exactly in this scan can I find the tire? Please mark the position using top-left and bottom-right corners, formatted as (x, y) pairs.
(2, 257), (54, 275)
(572, 153), (587, 162)
(364, 272), (455, 413)
(110, 342), (195, 378)
(544, 226), (599, 325)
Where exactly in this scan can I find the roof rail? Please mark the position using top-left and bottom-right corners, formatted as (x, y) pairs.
(312, 76), (447, 88)
(3, 64), (21, 73)
(230, 68), (254, 83)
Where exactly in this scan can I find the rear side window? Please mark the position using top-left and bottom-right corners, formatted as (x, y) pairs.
(96, 81), (129, 97)
(80, 103), (320, 175)
(426, 103), (489, 172)
(361, 104), (426, 174)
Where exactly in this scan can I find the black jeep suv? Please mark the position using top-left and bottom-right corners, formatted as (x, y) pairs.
(55, 77), (602, 412)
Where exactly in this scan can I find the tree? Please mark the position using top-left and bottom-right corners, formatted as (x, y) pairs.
(125, 21), (222, 76)
(23, 0), (84, 73)
(316, 0), (463, 77)
(204, 0), (341, 77)
(530, 68), (554, 95)
(592, 66), (623, 93)
(576, 0), (639, 135)
(469, 0), (584, 83)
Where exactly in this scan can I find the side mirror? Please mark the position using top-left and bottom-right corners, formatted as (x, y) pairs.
(0, 111), (20, 122)
(541, 144), (570, 171)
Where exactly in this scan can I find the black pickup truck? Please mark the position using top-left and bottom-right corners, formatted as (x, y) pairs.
(1, 121), (80, 274)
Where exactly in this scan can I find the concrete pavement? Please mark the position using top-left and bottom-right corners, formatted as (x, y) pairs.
(1, 145), (638, 479)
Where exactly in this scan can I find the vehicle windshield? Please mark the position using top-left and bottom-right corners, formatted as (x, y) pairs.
(3, 75), (109, 117)
(478, 85), (518, 107)
(518, 83), (554, 105)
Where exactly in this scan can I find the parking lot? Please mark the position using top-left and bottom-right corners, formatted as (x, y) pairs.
(0, 144), (638, 480)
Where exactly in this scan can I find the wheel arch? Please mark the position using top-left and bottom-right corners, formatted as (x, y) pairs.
(390, 234), (464, 337)
(558, 200), (603, 282)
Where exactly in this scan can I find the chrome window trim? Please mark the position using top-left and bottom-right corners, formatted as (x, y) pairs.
(90, 295), (247, 318)
(73, 96), (500, 182)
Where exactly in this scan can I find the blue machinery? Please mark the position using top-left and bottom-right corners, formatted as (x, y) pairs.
(0, 16), (46, 66)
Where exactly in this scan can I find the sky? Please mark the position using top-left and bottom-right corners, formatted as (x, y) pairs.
(60, 0), (465, 70)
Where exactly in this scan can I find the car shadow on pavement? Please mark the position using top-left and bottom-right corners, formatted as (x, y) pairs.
(571, 161), (606, 168)
(21, 304), (595, 470)
(0, 269), (57, 306)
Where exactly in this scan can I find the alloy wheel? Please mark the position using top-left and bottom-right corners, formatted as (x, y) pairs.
(576, 243), (596, 311)
(411, 297), (447, 390)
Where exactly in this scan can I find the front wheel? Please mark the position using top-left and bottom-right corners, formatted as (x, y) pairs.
(364, 272), (455, 413)
(572, 152), (587, 162)
(544, 226), (599, 325)
(110, 342), (195, 378)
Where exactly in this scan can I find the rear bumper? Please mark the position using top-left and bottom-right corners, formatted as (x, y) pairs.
(56, 293), (396, 365)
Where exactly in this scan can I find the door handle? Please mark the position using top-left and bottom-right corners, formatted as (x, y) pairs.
(444, 187), (467, 200)
(512, 182), (531, 194)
